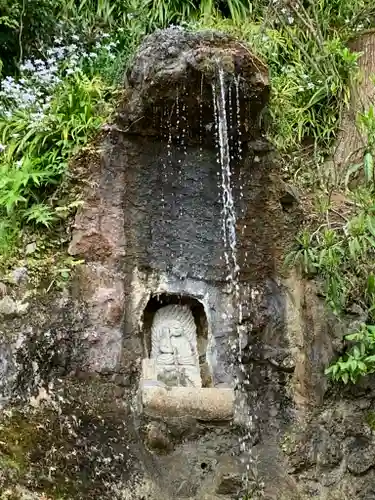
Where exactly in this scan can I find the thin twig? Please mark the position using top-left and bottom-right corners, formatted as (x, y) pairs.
(289, 0), (323, 50)
(304, 0), (325, 47)
(329, 208), (349, 222)
(18, 0), (26, 65)
(273, 8), (324, 78)
(101, 115), (145, 134)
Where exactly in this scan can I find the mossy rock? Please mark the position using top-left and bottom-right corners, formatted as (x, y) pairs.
(365, 410), (375, 430)
(0, 377), (143, 500)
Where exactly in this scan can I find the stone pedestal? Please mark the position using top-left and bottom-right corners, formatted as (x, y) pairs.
(141, 359), (234, 420)
(141, 383), (234, 421)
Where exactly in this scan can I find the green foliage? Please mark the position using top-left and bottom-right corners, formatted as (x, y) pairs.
(143, 0), (253, 27)
(1, 0), (372, 155)
(0, 73), (109, 220)
(292, 203), (375, 384)
(320, 191), (375, 384)
(0, 216), (19, 258)
(0, 0), (66, 75)
(325, 324), (375, 383)
(284, 98), (375, 385)
(0, 58), (115, 261)
(284, 229), (319, 275)
(285, 87), (375, 322)
(286, 197), (375, 315)
(366, 410), (375, 429)
(345, 106), (375, 187)
(0, 0), (254, 78)
(195, 0), (373, 152)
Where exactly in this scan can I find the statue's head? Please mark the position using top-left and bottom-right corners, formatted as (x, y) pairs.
(151, 304), (196, 356)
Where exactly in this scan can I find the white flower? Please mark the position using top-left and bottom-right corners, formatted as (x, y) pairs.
(71, 34), (80, 41)
(0, 144), (6, 153)
(22, 92), (36, 103)
(30, 112), (44, 122)
(55, 48), (65, 59)
(20, 60), (34, 71)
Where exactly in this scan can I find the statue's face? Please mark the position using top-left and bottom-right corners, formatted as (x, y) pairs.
(170, 322), (183, 337)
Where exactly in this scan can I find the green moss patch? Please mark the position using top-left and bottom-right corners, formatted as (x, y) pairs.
(0, 378), (141, 500)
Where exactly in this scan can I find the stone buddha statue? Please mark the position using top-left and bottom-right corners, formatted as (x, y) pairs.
(150, 304), (201, 388)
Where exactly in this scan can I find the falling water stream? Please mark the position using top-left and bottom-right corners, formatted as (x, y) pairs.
(212, 66), (260, 496)
(213, 68), (240, 289)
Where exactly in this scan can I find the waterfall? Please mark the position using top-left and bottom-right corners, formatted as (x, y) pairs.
(212, 67), (259, 495)
(212, 68), (240, 290)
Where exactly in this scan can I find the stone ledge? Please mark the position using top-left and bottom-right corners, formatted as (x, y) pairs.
(141, 383), (235, 421)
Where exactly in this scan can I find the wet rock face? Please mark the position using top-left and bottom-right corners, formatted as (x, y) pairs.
(0, 378), (151, 500)
(0, 289), (87, 409)
(122, 27), (269, 138)
(116, 27), (277, 284)
(67, 27), (297, 393)
(280, 397), (375, 499)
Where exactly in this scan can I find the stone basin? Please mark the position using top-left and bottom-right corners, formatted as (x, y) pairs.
(141, 382), (235, 421)
(141, 358), (235, 420)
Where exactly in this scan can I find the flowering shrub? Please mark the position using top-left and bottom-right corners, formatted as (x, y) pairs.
(0, 0), (131, 76)
(0, 29), (126, 257)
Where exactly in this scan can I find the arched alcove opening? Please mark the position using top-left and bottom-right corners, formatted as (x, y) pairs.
(141, 293), (212, 387)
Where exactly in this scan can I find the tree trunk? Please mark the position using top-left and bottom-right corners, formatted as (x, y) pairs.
(333, 31), (375, 173)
